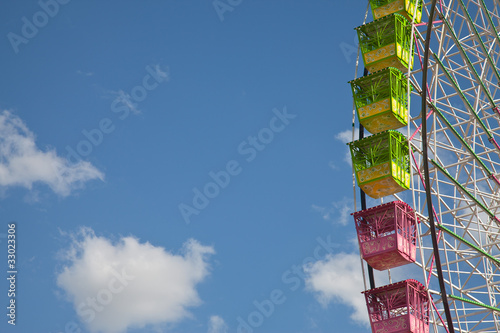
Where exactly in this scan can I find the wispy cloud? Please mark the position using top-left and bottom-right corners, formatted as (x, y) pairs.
(208, 315), (228, 333)
(150, 64), (169, 81)
(335, 128), (359, 166)
(56, 227), (215, 333)
(328, 161), (338, 170)
(76, 70), (94, 77)
(0, 110), (103, 196)
(109, 90), (142, 115)
(107, 64), (169, 116)
(312, 197), (353, 225)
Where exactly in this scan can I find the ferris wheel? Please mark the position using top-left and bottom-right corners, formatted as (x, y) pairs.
(348, 1), (500, 332)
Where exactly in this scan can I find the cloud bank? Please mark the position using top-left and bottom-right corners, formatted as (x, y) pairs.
(57, 228), (215, 333)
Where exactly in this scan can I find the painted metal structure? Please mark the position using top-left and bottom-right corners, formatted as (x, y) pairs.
(353, 201), (418, 271)
(356, 13), (414, 73)
(350, 67), (410, 134)
(348, 130), (410, 199)
(364, 279), (430, 333)
(348, 0), (500, 332)
(370, 0), (423, 22)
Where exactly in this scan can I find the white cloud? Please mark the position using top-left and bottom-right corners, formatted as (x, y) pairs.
(335, 128), (360, 166)
(304, 252), (369, 326)
(304, 251), (418, 328)
(312, 197), (353, 225)
(208, 315), (228, 333)
(0, 110), (103, 196)
(56, 228), (215, 333)
(335, 129), (356, 144)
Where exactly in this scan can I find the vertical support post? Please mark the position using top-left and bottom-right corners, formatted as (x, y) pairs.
(360, 67), (376, 290)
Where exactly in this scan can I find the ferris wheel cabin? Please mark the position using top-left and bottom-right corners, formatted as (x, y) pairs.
(356, 13), (414, 73)
(349, 67), (410, 134)
(348, 130), (410, 199)
(369, 0), (423, 23)
(363, 279), (430, 333)
(352, 201), (417, 271)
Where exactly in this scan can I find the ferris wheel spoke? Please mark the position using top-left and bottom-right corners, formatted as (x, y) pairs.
(423, 101), (500, 184)
(426, 55), (500, 170)
(457, 0), (500, 85)
(433, 18), (498, 114)
(478, 0), (500, 49)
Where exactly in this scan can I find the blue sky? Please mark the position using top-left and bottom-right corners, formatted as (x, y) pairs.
(0, 1), (376, 332)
